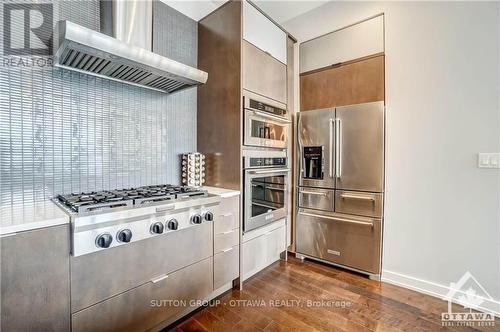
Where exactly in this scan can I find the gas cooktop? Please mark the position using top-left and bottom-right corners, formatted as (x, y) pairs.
(56, 185), (208, 213)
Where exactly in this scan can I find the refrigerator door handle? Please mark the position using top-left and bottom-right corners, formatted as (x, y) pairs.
(329, 118), (334, 178)
(335, 118), (342, 178)
(340, 193), (376, 202)
(299, 211), (374, 228)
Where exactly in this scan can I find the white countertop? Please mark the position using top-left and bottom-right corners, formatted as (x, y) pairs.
(202, 186), (240, 198)
(0, 200), (70, 236)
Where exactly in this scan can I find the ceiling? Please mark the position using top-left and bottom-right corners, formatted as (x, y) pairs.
(160, 0), (328, 24)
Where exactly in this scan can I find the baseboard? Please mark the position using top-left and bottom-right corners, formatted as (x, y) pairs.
(382, 269), (500, 317)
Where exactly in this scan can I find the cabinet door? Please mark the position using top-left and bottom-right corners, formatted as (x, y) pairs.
(300, 15), (384, 73)
(242, 224), (285, 280)
(243, 1), (287, 64)
(243, 41), (287, 103)
(1, 225), (70, 332)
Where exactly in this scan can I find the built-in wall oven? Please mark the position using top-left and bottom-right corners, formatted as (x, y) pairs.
(243, 149), (289, 232)
(243, 90), (290, 149)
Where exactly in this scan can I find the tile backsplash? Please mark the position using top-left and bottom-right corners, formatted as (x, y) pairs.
(0, 1), (198, 205)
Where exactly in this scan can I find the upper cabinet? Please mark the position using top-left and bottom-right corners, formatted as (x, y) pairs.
(300, 15), (384, 73)
(243, 1), (287, 65)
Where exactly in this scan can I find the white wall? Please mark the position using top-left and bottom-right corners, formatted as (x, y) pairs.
(283, 1), (500, 310)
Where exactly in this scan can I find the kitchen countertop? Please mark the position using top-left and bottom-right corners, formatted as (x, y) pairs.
(0, 200), (70, 236)
(202, 186), (240, 198)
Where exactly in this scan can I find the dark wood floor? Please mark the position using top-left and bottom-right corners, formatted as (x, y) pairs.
(169, 256), (499, 332)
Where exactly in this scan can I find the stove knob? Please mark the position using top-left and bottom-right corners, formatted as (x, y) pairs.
(150, 222), (164, 234)
(166, 219), (178, 230)
(191, 214), (203, 224)
(117, 229), (132, 243)
(95, 233), (113, 248)
(203, 211), (214, 222)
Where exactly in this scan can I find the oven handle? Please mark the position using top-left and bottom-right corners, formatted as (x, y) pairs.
(248, 168), (291, 175)
(299, 211), (374, 228)
(251, 110), (292, 123)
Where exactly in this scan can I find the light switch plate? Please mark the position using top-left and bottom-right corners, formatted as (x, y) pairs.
(478, 153), (500, 168)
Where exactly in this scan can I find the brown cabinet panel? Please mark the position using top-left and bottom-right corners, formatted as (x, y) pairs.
(300, 55), (384, 111)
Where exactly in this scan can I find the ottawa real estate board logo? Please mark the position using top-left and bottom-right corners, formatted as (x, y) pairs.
(2, 2), (53, 67)
(441, 271), (497, 328)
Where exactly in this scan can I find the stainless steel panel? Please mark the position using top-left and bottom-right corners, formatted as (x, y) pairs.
(214, 245), (239, 289)
(335, 101), (384, 192)
(297, 108), (336, 188)
(100, 0), (153, 50)
(298, 187), (335, 212)
(71, 222), (212, 312)
(242, 40), (287, 103)
(1, 225), (70, 332)
(214, 229), (239, 253)
(335, 190), (383, 218)
(296, 209), (381, 274)
(72, 257), (213, 332)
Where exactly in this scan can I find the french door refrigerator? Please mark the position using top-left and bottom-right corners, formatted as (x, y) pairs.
(296, 101), (384, 277)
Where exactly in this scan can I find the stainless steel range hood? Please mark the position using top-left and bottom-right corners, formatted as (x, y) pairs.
(54, 0), (207, 93)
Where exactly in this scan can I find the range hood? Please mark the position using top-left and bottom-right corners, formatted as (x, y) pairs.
(54, 0), (208, 93)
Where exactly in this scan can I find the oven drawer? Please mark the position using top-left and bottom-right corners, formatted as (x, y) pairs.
(214, 229), (239, 254)
(296, 209), (381, 274)
(335, 190), (383, 218)
(298, 187), (334, 212)
(71, 222), (213, 312)
(214, 245), (239, 289)
(72, 257), (213, 332)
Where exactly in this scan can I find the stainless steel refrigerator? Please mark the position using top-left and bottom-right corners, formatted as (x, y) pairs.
(296, 101), (384, 277)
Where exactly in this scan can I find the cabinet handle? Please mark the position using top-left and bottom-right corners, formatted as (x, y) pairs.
(221, 213), (233, 217)
(222, 247), (234, 253)
(300, 190), (327, 197)
(299, 211), (374, 228)
(151, 274), (169, 284)
(340, 193), (376, 201)
(222, 230), (234, 235)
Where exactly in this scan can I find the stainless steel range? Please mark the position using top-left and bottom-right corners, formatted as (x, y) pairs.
(54, 185), (220, 256)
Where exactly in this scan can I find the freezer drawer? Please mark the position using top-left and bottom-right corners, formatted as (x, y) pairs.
(296, 209), (381, 274)
(298, 187), (334, 212)
(335, 190), (383, 218)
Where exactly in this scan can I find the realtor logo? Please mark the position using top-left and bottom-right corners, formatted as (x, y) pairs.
(3, 3), (53, 56)
(441, 271), (496, 328)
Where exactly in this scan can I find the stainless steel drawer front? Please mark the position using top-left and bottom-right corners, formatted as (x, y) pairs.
(71, 222), (213, 312)
(298, 187), (334, 212)
(72, 257), (213, 332)
(296, 209), (381, 274)
(335, 190), (383, 218)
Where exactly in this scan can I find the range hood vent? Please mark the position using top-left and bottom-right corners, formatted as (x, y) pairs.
(54, 3), (207, 93)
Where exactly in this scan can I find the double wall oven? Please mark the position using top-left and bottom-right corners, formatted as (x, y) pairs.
(243, 90), (290, 233)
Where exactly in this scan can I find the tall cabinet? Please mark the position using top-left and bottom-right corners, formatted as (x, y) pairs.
(197, 0), (295, 282)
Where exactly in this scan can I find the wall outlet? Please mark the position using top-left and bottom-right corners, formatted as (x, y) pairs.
(478, 153), (500, 168)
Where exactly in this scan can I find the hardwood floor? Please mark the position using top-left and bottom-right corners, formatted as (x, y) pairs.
(168, 257), (499, 332)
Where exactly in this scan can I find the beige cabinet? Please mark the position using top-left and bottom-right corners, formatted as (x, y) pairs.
(242, 220), (286, 281)
(300, 15), (384, 74)
(213, 194), (240, 289)
(1, 225), (70, 332)
(243, 40), (287, 103)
